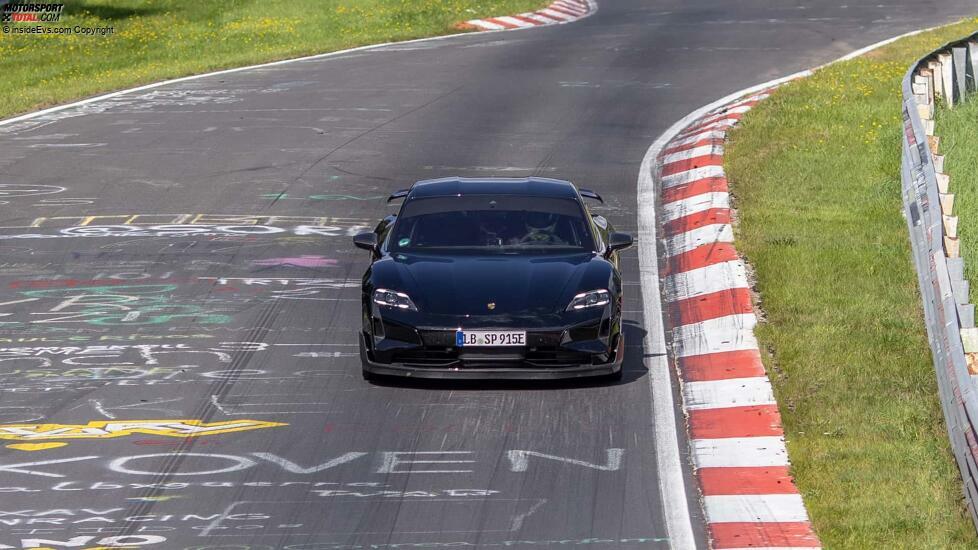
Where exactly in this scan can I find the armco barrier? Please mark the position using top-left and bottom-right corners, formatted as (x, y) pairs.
(901, 30), (978, 531)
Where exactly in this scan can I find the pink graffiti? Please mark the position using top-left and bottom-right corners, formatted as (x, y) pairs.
(252, 255), (338, 268)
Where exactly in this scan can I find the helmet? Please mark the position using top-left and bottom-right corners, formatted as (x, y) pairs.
(526, 211), (558, 230)
(480, 211), (509, 235)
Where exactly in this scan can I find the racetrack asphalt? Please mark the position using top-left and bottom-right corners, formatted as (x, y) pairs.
(0, 1), (975, 549)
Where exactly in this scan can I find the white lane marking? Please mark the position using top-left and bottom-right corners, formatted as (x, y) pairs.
(702, 104), (754, 118)
(703, 494), (809, 523)
(468, 19), (507, 30)
(674, 312), (758, 335)
(661, 144), (724, 165)
(661, 191), (730, 222)
(664, 260), (749, 301)
(539, 8), (573, 20)
(641, 22), (942, 548)
(521, 12), (561, 24)
(663, 223), (734, 257)
(706, 94), (771, 116)
(665, 129), (728, 149)
(638, 96), (698, 550)
(673, 315), (760, 358)
(679, 117), (740, 135)
(661, 165), (726, 188)
(683, 377), (775, 410)
(691, 437), (789, 468)
(552, 2), (587, 15)
(494, 16), (536, 28)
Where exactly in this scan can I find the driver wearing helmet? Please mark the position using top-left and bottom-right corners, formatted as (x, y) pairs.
(479, 211), (512, 246)
(520, 211), (567, 245)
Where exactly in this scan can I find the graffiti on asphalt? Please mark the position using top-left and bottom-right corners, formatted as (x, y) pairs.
(0, 224), (369, 240)
(261, 193), (384, 201)
(0, 449), (623, 477)
(251, 256), (339, 269)
(0, 184), (66, 197)
(0, 420), (285, 451)
(1, 285), (231, 327)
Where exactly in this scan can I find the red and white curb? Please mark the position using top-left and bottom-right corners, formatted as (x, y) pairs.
(656, 89), (821, 549)
(461, 0), (594, 30)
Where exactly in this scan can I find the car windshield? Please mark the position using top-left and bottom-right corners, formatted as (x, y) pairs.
(389, 195), (595, 254)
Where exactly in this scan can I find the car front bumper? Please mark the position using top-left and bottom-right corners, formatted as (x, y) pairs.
(359, 331), (624, 380)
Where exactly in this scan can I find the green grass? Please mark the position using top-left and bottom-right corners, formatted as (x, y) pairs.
(0, 0), (548, 120)
(937, 91), (978, 299)
(725, 18), (978, 548)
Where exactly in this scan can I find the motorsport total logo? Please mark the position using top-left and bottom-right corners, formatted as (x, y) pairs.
(1, 2), (115, 35)
(0, 2), (63, 22)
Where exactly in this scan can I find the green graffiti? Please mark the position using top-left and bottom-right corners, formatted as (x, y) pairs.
(20, 284), (230, 326)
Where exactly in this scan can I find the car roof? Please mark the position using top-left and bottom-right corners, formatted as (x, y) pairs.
(407, 177), (580, 200)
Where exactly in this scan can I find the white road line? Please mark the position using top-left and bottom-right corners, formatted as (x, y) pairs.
(661, 165), (726, 188)
(703, 104), (754, 117)
(469, 19), (507, 30)
(691, 436), (790, 468)
(673, 312), (758, 335)
(683, 376), (775, 410)
(664, 260), (749, 301)
(552, 3), (587, 15)
(673, 318), (760, 358)
(661, 144), (724, 165)
(666, 129), (728, 149)
(638, 100), (698, 550)
(494, 16), (535, 28)
(521, 12), (561, 24)
(539, 8), (573, 20)
(703, 494), (809, 523)
(663, 223), (734, 257)
(661, 191), (730, 222)
(641, 22), (942, 550)
(679, 117), (740, 135)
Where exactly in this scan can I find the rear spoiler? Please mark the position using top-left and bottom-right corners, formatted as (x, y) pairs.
(578, 189), (603, 203)
(387, 189), (410, 202)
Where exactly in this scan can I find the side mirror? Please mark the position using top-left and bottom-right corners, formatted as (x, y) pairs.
(353, 232), (379, 254)
(607, 232), (633, 253)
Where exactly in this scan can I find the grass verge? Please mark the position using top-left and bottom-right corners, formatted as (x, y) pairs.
(937, 92), (978, 298)
(0, 0), (548, 120)
(725, 18), (978, 548)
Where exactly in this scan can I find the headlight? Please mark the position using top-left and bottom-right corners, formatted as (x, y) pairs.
(566, 289), (610, 311)
(373, 288), (418, 311)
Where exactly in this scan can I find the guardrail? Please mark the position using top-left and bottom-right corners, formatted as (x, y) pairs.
(901, 30), (978, 531)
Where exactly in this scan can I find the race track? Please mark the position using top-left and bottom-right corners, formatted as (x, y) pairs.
(0, 1), (974, 548)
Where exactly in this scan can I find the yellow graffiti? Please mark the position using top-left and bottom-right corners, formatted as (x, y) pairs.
(7, 442), (67, 451)
(0, 419), (286, 441)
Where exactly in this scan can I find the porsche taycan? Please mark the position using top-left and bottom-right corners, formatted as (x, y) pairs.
(354, 177), (633, 380)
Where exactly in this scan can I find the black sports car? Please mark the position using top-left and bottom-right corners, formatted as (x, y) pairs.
(353, 177), (633, 380)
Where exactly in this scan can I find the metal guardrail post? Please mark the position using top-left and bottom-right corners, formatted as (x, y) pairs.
(901, 30), (978, 534)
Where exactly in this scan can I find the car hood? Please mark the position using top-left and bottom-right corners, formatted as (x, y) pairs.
(372, 252), (608, 316)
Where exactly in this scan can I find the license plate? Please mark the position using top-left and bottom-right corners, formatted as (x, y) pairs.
(455, 330), (526, 347)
